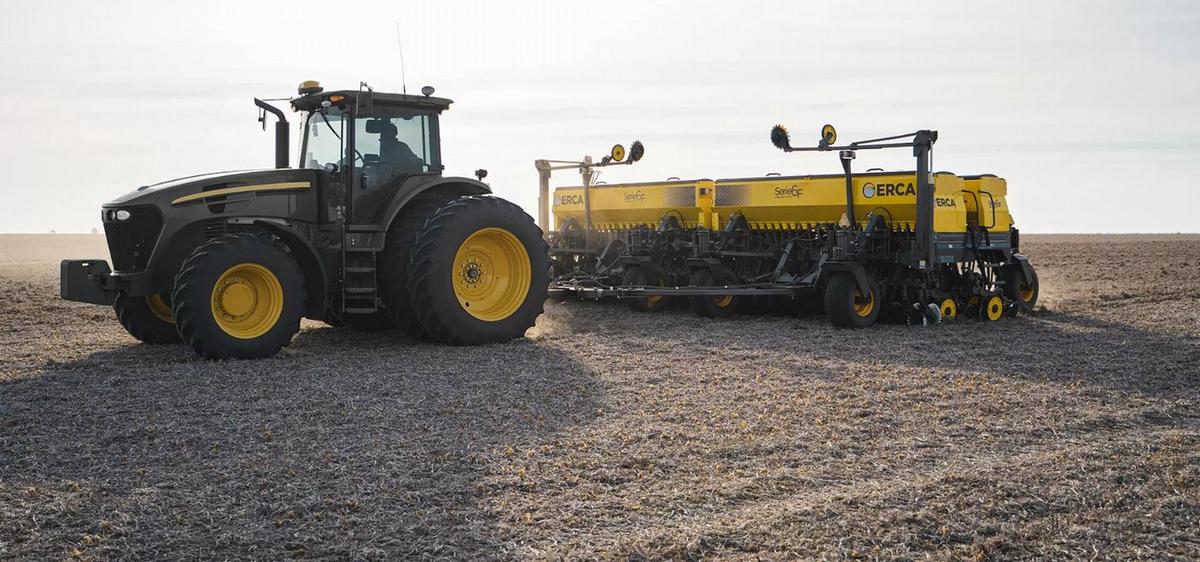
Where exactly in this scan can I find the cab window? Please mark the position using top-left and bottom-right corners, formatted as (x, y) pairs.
(356, 112), (436, 175)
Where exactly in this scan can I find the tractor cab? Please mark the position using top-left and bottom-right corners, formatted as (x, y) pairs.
(286, 81), (454, 224)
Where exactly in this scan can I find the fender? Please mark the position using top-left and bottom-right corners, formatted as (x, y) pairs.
(821, 260), (872, 297)
(380, 176), (491, 231)
(249, 219), (329, 318)
(1011, 253), (1035, 286)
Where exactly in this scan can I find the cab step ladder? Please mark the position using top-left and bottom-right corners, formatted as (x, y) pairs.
(341, 224), (385, 315)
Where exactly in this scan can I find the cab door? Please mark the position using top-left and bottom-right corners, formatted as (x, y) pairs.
(347, 109), (441, 224)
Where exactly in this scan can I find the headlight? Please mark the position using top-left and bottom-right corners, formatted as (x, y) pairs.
(115, 210), (131, 221)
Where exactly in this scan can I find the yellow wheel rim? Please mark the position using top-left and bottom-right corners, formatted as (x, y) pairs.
(853, 288), (875, 317)
(985, 295), (1004, 321)
(1019, 284), (1035, 302)
(940, 298), (957, 320)
(713, 294), (734, 308)
(210, 263), (284, 339)
(147, 293), (174, 323)
(452, 227), (532, 322)
(646, 294), (664, 305)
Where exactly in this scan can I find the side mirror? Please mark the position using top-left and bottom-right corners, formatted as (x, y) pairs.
(770, 125), (791, 150)
(628, 140), (645, 162)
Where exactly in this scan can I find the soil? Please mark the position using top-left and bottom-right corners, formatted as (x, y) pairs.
(1, 234), (1198, 561)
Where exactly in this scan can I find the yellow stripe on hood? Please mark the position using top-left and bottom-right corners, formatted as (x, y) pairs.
(171, 182), (310, 205)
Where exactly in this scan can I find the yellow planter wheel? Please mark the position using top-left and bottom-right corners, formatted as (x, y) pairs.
(939, 298), (957, 321)
(983, 295), (1005, 322)
(688, 267), (738, 318)
(853, 288), (875, 318)
(622, 265), (670, 312)
(1003, 264), (1040, 311)
(824, 272), (880, 328)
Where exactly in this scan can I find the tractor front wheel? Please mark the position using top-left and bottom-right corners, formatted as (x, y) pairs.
(171, 234), (306, 359)
(114, 291), (181, 344)
(407, 196), (548, 345)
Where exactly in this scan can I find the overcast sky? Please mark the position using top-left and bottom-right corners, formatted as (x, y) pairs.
(2, 0), (1197, 233)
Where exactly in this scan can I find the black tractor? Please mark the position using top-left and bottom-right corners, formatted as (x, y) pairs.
(61, 81), (548, 359)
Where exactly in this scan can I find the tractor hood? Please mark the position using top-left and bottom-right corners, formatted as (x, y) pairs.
(103, 169), (310, 207)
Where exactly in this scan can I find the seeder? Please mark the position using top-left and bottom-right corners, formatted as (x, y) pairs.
(545, 125), (1038, 326)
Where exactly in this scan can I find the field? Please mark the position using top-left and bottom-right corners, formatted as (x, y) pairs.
(1, 234), (1198, 560)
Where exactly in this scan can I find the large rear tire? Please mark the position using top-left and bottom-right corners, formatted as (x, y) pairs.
(114, 292), (181, 344)
(824, 273), (880, 328)
(407, 196), (548, 345)
(171, 234), (306, 359)
(378, 197), (447, 338)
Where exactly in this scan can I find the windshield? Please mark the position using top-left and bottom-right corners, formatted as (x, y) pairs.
(302, 113), (345, 170)
(301, 111), (437, 174)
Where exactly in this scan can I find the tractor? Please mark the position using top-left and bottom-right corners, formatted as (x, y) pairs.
(61, 81), (548, 359)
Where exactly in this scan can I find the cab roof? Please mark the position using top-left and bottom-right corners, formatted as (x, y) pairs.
(289, 90), (454, 113)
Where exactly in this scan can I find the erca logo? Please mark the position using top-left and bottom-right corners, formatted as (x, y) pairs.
(865, 182), (916, 198)
(623, 190), (646, 203)
(554, 194), (583, 205)
(774, 185), (803, 198)
(936, 197), (957, 208)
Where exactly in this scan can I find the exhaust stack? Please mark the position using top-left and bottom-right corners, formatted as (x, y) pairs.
(254, 98), (289, 169)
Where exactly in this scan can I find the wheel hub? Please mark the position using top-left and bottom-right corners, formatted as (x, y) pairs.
(215, 276), (257, 320)
(460, 260), (485, 286)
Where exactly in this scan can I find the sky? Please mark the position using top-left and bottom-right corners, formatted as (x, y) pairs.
(1, 0), (1197, 233)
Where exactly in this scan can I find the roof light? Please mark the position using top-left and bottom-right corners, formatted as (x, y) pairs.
(329, 95), (345, 103)
(421, 86), (435, 97)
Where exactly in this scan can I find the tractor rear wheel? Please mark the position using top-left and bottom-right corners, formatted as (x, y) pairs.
(378, 197), (447, 338)
(171, 234), (306, 359)
(407, 196), (548, 345)
(114, 291), (181, 344)
(622, 265), (669, 312)
(825, 272), (880, 328)
(1003, 264), (1039, 311)
(688, 268), (738, 318)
